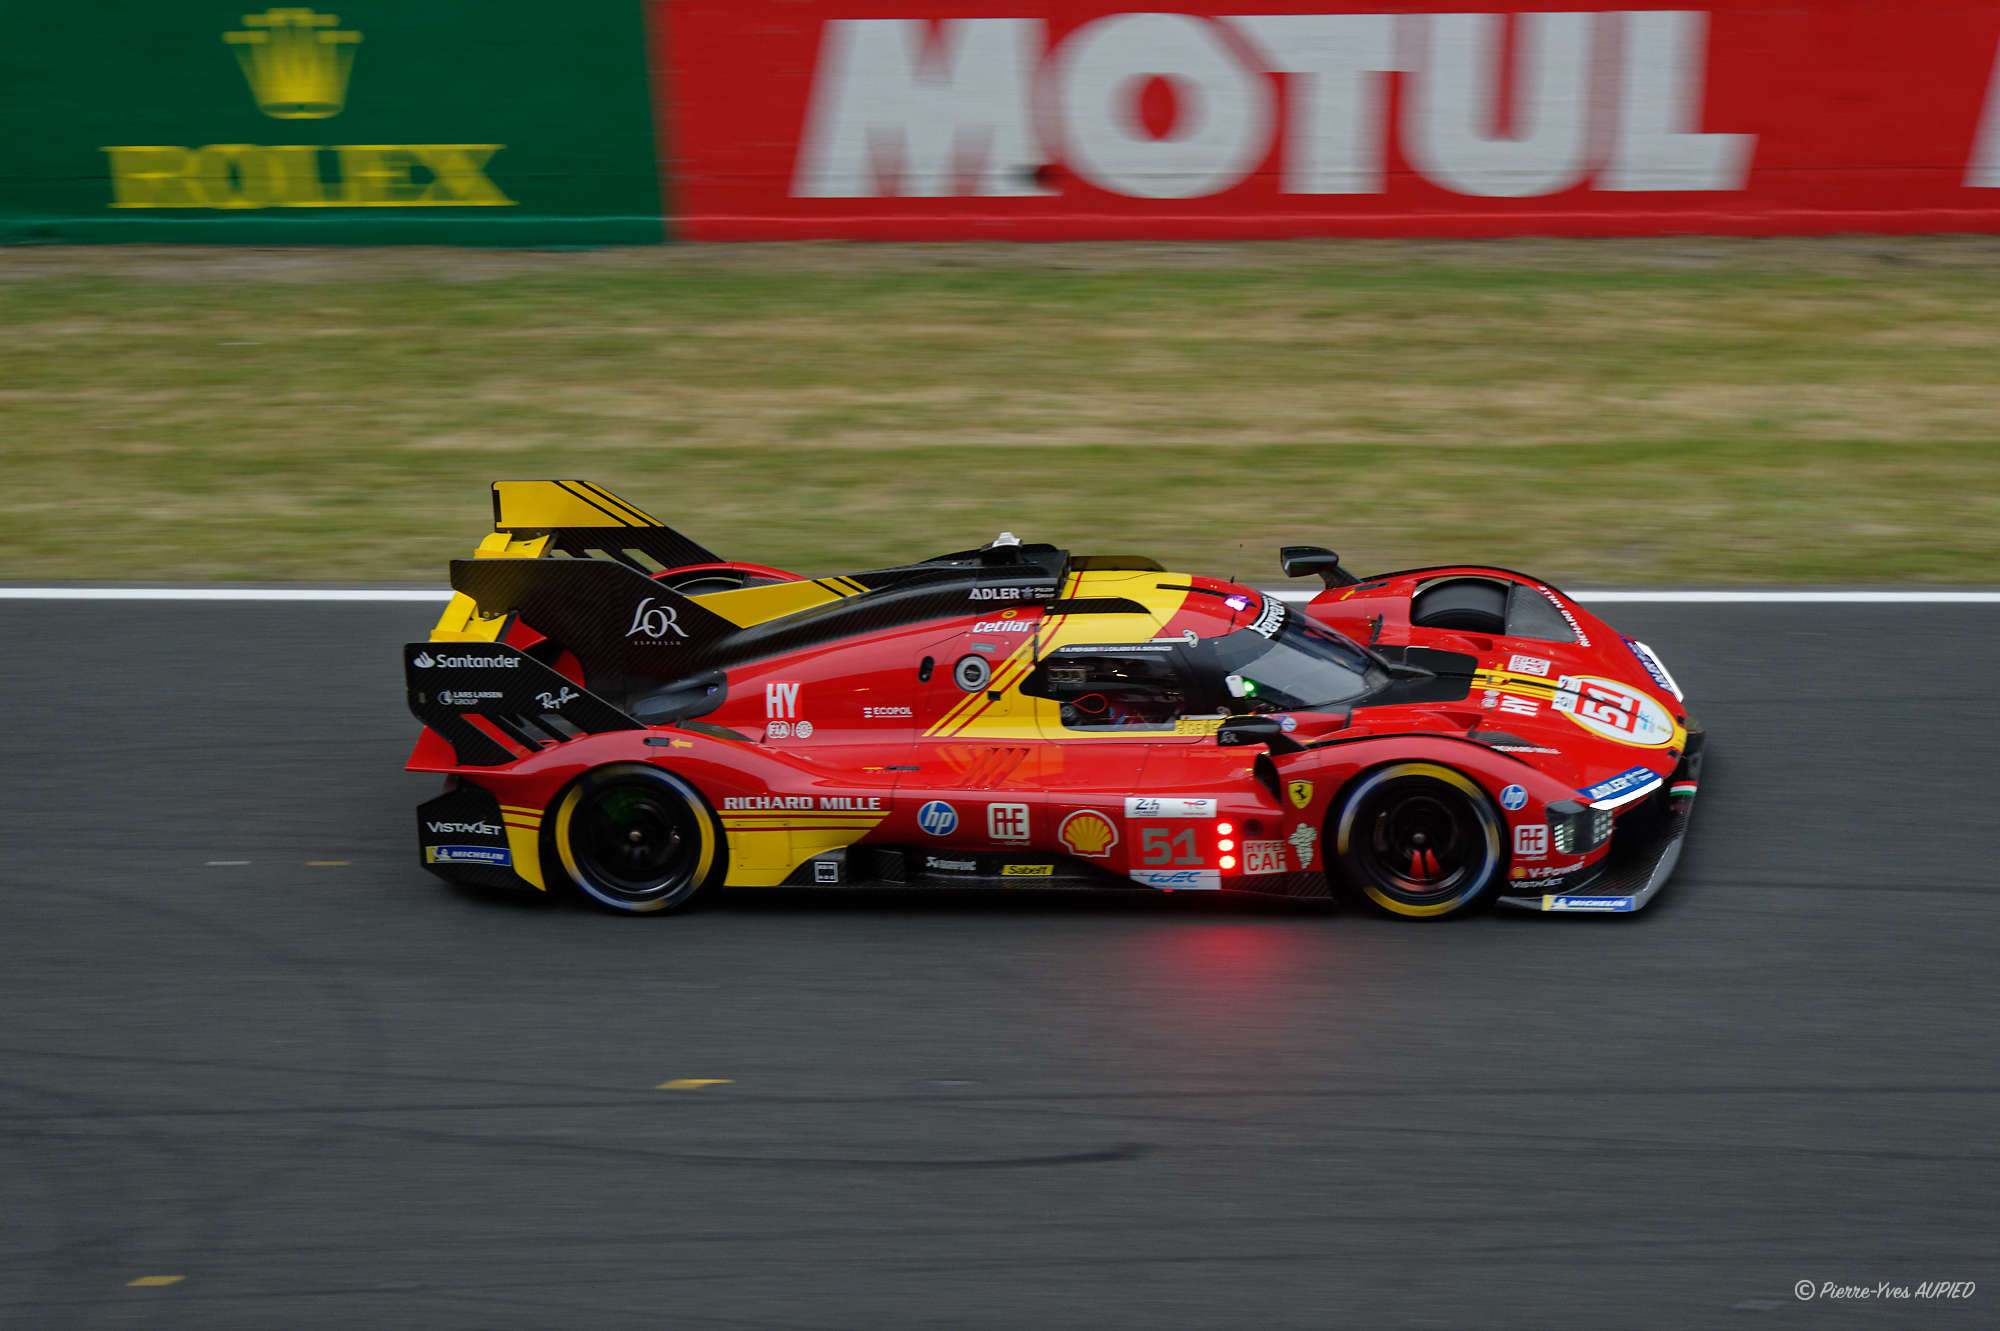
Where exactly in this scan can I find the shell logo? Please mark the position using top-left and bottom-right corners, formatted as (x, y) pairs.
(1059, 809), (1118, 858)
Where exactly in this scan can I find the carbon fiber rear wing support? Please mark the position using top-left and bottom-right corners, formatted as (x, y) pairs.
(404, 642), (642, 767)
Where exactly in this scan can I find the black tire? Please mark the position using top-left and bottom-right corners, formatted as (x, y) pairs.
(1411, 579), (1509, 635)
(552, 765), (722, 914)
(1334, 763), (1505, 919)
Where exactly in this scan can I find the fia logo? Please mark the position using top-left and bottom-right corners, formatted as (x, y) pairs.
(627, 597), (688, 641)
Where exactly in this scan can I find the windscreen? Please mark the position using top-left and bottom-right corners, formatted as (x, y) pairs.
(1205, 614), (1377, 711)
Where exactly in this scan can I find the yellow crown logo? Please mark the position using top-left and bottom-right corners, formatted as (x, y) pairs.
(224, 8), (361, 120)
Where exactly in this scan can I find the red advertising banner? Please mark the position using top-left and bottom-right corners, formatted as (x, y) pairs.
(658, 3), (2000, 239)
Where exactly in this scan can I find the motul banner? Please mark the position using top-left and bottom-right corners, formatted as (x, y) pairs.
(660, 2), (2000, 238)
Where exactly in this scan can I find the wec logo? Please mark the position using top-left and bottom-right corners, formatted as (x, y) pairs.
(626, 597), (688, 641)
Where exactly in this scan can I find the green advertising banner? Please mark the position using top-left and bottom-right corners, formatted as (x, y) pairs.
(0, 3), (664, 244)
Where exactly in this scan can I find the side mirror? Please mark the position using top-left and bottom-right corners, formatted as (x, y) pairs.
(1279, 544), (1360, 588)
(1216, 715), (1304, 754)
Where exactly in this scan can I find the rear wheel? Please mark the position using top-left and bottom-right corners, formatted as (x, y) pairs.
(553, 766), (721, 914)
(1335, 763), (1504, 919)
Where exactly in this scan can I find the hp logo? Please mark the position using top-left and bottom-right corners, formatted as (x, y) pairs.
(916, 800), (959, 837)
(1500, 784), (1528, 811)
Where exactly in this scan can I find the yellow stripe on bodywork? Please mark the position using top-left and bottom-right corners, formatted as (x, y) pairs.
(692, 579), (847, 627)
(719, 814), (887, 887)
(926, 571), (1195, 742)
(928, 635), (1045, 739)
(688, 575), (882, 629)
(1472, 669), (1562, 696)
(499, 807), (545, 890)
(1474, 669), (1687, 749)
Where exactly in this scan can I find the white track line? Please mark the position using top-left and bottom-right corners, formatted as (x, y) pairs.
(0, 587), (1997, 605)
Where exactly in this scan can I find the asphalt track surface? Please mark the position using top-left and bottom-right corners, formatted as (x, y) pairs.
(3, 600), (1994, 1330)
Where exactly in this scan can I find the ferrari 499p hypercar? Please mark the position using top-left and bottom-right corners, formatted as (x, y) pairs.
(406, 481), (1703, 919)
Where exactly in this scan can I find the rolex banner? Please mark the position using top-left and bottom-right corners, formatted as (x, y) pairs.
(0, 4), (665, 244)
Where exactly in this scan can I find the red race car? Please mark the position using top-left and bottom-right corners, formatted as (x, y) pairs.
(406, 480), (1702, 919)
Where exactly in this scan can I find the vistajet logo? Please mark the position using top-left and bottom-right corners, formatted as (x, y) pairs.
(426, 819), (501, 836)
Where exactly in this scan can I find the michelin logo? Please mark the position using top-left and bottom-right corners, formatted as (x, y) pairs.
(1542, 895), (1636, 912)
(426, 845), (512, 866)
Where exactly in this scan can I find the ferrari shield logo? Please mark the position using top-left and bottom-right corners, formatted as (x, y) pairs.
(1287, 780), (1314, 810)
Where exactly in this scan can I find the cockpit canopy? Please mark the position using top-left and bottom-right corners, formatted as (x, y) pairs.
(1023, 611), (1380, 732)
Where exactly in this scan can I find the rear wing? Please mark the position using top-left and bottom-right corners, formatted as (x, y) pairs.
(491, 478), (721, 570)
(424, 479), (724, 648)
(449, 554), (739, 687)
(404, 641), (643, 767)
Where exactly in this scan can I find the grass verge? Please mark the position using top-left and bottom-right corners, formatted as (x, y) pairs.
(2, 238), (1996, 583)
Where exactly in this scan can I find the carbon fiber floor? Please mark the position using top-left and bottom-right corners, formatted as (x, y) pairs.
(1, 600), (1993, 1329)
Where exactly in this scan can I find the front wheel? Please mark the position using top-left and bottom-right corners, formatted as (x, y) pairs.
(552, 766), (722, 914)
(1334, 763), (1504, 919)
